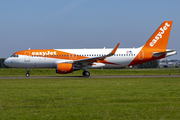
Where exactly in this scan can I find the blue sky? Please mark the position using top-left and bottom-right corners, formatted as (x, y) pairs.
(1, 0), (180, 59)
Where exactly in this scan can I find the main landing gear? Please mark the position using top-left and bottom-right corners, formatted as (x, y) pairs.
(26, 68), (30, 77)
(25, 68), (90, 77)
(82, 71), (90, 77)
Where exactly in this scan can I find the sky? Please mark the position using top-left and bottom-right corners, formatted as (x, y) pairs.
(0, 0), (180, 59)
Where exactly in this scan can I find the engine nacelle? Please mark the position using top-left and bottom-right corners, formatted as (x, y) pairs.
(56, 63), (73, 74)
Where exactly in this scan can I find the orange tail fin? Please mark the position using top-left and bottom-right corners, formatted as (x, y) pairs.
(143, 21), (173, 50)
(129, 21), (173, 66)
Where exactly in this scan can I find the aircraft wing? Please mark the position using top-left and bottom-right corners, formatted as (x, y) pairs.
(73, 43), (120, 64)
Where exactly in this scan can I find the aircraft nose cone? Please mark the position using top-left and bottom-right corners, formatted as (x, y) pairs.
(4, 59), (11, 66)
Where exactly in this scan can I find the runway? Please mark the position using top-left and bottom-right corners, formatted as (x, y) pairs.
(0, 75), (180, 79)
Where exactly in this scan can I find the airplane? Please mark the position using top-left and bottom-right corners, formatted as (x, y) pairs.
(4, 21), (177, 77)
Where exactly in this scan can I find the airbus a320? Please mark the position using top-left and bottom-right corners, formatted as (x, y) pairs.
(4, 21), (177, 77)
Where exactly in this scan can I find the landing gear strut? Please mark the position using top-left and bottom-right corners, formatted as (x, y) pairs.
(26, 68), (30, 77)
(82, 71), (90, 77)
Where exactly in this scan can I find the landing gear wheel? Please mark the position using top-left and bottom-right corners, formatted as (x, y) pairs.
(83, 71), (90, 77)
(26, 73), (30, 77)
(26, 68), (30, 77)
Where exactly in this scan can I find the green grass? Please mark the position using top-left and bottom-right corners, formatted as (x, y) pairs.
(0, 68), (180, 77)
(0, 77), (180, 119)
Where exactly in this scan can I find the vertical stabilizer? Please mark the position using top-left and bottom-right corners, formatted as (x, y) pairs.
(129, 21), (173, 66)
(143, 21), (173, 50)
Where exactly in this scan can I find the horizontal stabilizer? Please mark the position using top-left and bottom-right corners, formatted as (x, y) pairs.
(153, 50), (177, 57)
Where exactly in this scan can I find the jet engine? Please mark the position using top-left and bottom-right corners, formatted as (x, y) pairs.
(56, 63), (73, 74)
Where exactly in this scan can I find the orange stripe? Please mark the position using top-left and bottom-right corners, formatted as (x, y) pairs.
(14, 49), (88, 60)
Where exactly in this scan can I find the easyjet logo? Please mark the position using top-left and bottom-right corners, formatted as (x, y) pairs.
(150, 22), (170, 47)
(32, 51), (57, 55)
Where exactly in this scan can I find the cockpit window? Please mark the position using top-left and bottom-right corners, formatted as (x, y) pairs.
(11, 54), (19, 57)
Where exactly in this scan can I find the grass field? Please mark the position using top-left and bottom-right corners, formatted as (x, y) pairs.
(0, 77), (180, 119)
(1, 68), (180, 76)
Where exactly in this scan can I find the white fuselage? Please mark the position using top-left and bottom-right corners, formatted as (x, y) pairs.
(4, 47), (142, 69)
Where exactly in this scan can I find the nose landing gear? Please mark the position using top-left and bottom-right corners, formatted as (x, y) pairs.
(26, 68), (30, 77)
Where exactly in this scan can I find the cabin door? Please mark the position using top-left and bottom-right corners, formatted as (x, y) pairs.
(24, 51), (30, 62)
(139, 50), (144, 60)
